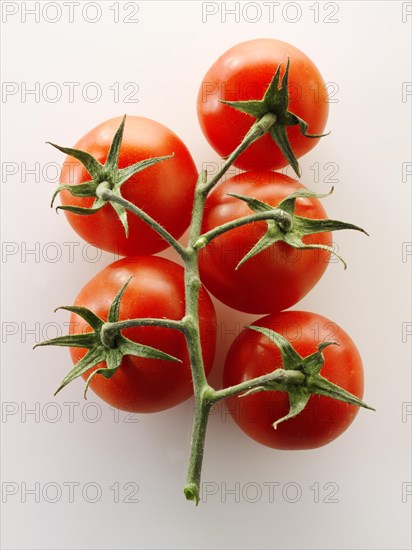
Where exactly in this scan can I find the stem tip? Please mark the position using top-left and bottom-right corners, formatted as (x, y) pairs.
(184, 484), (200, 506)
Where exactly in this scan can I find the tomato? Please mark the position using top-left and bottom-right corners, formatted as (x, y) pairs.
(197, 38), (328, 171)
(69, 256), (217, 413)
(58, 116), (198, 256)
(198, 171), (331, 314)
(223, 310), (364, 450)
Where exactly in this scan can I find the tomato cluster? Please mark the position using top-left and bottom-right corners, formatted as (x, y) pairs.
(43, 38), (366, 452)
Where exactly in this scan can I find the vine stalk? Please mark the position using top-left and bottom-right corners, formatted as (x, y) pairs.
(181, 114), (277, 503)
(42, 109), (371, 505)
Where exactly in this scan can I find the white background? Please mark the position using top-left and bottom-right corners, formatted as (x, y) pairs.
(1, 1), (411, 549)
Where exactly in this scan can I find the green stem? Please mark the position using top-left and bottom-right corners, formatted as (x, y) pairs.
(183, 173), (211, 391)
(182, 172), (214, 501)
(193, 209), (292, 249)
(101, 319), (186, 347)
(96, 187), (187, 258)
(184, 397), (212, 505)
(181, 116), (278, 503)
(211, 369), (305, 403)
(203, 113), (277, 194)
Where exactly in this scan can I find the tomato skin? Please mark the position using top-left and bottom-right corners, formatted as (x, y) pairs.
(59, 116), (198, 256)
(197, 39), (328, 171)
(198, 171), (331, 314)
(69, 256), (217, 413)
(223, 311), (364, 450)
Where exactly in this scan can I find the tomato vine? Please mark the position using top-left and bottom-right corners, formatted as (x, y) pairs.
(36, 40), (374, 505)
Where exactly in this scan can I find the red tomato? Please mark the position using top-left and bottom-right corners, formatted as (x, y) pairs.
(59, 116), (198, 256)
(197, 39), (328, 171)
(198, 171), (331, 314)
(69, 256), (217, 413)
(224, 311), (364, 450)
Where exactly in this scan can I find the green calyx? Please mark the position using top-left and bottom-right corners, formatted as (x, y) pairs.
(49, 116), (173, 237)
(229, 187), (368, 270)
(34, 279), (181, 398)
(243, 326), (374, 429)
(220, 59), (329, 177)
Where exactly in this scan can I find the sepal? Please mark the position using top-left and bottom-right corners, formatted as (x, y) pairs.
(245, 325), (374, 428)
(49, 116), (173, 237)
(219, 58), (329, 177)
(47, 142), (103, 175)
(56, 198), (106, 216)
(54, 305), (103, 330)
(35, 280), (181, 398)
(269, 124), (301, 177)
(273, 389), (310, 429)
(117, 154), (174, 186)
(231, 187), (367, 269)
(50, 181), (97, 208)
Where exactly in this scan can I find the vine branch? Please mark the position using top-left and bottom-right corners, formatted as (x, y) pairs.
(96, 187), (188, 258)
